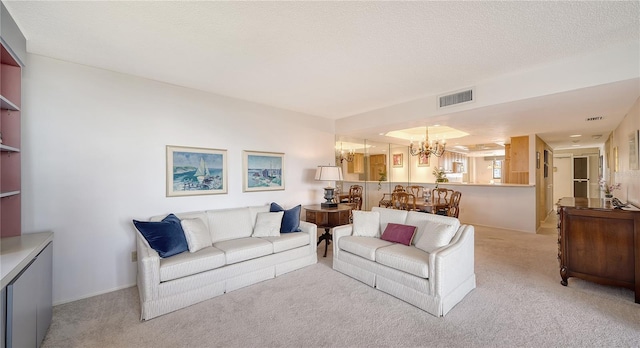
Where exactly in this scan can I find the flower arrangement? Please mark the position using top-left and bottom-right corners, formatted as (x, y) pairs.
(377, 168), (387, 190)
(433, 167), (448, 183)
(599, 177), (620, 196)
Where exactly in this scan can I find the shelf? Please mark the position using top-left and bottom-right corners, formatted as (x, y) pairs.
(0, 191), (20, 198)
(0, 95), (19, 111)
(0, 144), (20, 152)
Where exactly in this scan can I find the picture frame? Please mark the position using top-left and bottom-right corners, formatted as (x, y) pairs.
(492, 159), (502, 179)
(614, 146), (619, 172)
(166, 145), (227, 197)
(243, 150), (285, 192)
(544, 164), (548, 178)
(392, 153), (403, 167)
(418, 154), (430, 167)
(629, 130), (639, 170)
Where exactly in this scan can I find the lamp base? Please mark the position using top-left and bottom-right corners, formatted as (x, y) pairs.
(321, 187), (337, 208)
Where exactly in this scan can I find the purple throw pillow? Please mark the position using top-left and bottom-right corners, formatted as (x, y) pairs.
(381, 223), (417, 246)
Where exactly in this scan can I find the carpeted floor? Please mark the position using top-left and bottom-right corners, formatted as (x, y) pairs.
(42, 216), (640, 347)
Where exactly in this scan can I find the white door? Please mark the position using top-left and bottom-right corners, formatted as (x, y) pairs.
(553, 155), (572, 202)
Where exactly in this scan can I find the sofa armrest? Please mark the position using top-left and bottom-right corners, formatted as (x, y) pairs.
(136, 232), (161, 302)
(298, 220), (317, 253)
(428, 225), (475, 296)
(332, 224), (353, 259)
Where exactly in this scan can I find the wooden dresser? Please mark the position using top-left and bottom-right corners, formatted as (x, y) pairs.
(556, 197), (640, 303)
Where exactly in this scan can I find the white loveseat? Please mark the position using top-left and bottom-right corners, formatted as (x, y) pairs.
(332, 207), (475, 316)
(135, 205), (317, 320)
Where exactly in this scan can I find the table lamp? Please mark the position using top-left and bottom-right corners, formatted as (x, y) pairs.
(315, 165), (343, 208)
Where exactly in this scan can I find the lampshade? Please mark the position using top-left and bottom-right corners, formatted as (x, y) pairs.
(315, 166), (343, 182)
(315, 166), (343, 208)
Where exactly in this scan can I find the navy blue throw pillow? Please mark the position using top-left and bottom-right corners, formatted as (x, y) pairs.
(270, 203), (302, 233)
(133, 213), (188, 258)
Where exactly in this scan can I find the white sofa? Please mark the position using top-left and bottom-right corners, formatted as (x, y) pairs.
(332, 207), (475, 316)
(135, 205), (317, 320)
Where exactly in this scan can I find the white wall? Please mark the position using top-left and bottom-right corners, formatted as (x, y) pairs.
(612, 97), (640, 206)
(21, 54), (336, 304)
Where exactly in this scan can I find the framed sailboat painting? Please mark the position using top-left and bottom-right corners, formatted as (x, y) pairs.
(166, 145), (228, 197)
(243, 150), (285, 192)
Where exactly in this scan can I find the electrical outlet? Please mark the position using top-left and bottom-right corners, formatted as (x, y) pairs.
(131, 251), (137, 262)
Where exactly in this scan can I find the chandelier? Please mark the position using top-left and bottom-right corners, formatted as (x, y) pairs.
(409, 127), (446, 158)
(338, 143), (355, 163)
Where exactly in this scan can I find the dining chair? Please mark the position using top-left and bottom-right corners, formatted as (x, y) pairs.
(345, 185), (363, 211)
(447, 191), (462, 218)
(391, 192), (418, 211)
(379, 186), (406, 208)
(431, 188), (454, 215)
(406, 185), (423, 199)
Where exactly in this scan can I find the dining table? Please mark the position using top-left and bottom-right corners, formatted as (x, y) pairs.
(415, 199), (449, 214)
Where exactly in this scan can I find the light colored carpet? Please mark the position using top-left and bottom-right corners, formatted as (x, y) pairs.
(42, 219), (640, 347)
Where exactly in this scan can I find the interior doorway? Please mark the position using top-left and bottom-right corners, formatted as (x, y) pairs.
(573, 156), (590, 198)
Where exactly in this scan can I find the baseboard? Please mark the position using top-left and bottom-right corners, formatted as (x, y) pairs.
(53, 282), (136, 306)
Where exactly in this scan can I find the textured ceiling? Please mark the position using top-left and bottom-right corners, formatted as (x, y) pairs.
(4, 1), (640, 150)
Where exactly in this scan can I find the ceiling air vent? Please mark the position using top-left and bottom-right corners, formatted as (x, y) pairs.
(585, 116), (604, 122)
(439, 88), (474, 108)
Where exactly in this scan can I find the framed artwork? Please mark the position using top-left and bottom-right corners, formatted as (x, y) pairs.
(614, 146), (619, 172)
(418, 154), (430, 167)
(392, 153), (403, 167)
(243, 150), (285, 192)
(166, 145), (227, 197)
(629, 130), (639, 170)
(544, 149), (549, 164)
(599, 155), (603, 176)
(492, 160), (502, 179)
(544, 164), (548, 178)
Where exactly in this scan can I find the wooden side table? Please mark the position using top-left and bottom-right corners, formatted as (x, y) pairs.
(557, 197), (640, 304)
(304, 204), (352, 257)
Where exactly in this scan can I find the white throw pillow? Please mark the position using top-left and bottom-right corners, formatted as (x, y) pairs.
(252, 211), (284, 237)
(352, 210), (380, 238)
(414, 220), (457, 253)
(180, 218), (212, 253)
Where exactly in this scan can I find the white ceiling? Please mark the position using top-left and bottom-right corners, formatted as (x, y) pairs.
(4, 1), (640, 151)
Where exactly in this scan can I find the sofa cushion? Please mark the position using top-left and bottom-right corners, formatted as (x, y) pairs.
(270, 203), (302, 233)
(214, 237), (273, 264)
(339, 236), (394, 261)
(208, 208), (254, 243)
(260, 232), (310, 253)
(249, 205), (270, 229)
(376, 244), (430, 278)
(252, 211), (283, 237)
(352, 210), (380, 237)
(372, 207), (408, 233)
(159, 246), (226, 282)
(133, 214), (188, 258)
(414, 220), (457, 253)
(181, 218), (212, 253)
(150, 211), (207, 224)
(380, 223), (417, 246)
(405, 211), (460, 245)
